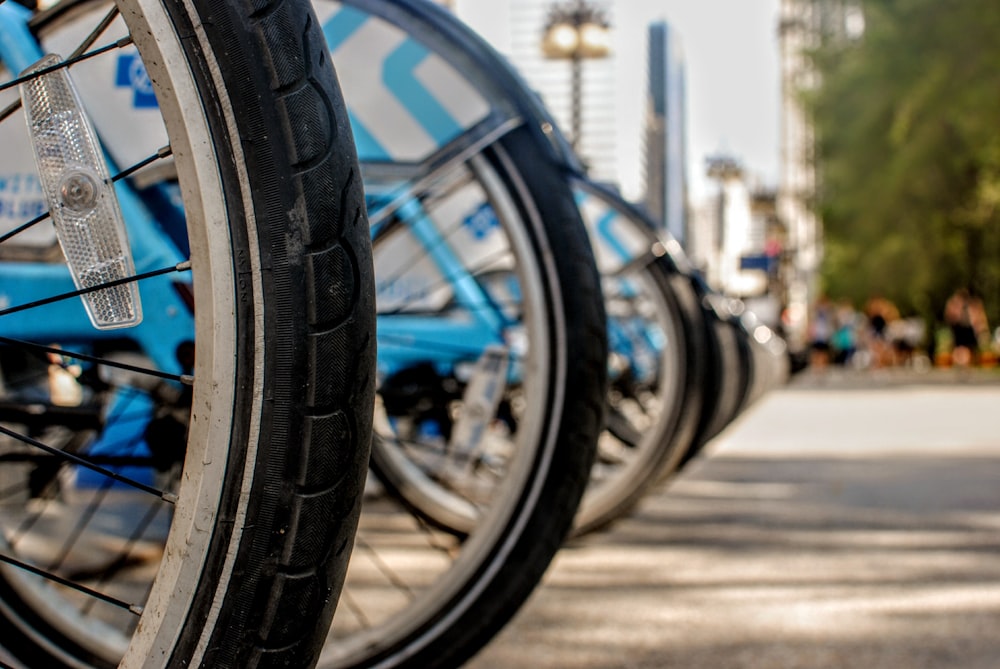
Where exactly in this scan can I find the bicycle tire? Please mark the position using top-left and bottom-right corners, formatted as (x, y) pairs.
(327, 124), (606, 669)
(674, 295), (750, 470)
(300, 2), (606, 666)
(0, 0), (374, 666)
(567, 181), (707, 537)
(740, 310), (790, 409)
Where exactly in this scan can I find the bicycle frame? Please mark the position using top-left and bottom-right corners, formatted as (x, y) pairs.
(0, 3), (192, 483)
(320, 1), (539, 385)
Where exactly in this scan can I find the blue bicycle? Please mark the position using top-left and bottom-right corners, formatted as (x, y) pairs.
(0, 0), (375, 666)
(310, 1), (716, 667)
(315, 1), (610, 667)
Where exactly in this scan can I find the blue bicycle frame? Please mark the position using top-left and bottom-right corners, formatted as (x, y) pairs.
(0, 3), (193, 482)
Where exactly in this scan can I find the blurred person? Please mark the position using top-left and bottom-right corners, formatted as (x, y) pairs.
(831, 299), (859, 366)
(864, 295), (900, 368)
(887, 317), (927, 368)
(945, 288), (988, 367)
(808, 295), (835, 370)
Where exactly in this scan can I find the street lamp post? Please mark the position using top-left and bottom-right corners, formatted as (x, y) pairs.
(541, 0), (611, 151)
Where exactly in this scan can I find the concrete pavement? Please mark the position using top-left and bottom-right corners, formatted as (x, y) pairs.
(466, 367), (1000, 668)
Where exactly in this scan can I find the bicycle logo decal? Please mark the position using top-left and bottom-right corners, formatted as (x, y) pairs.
(463, 203), (499, 241)
(319, 3), (490, 163)
(377, 276), (432, 304)
(0, 172), (45, 221)
(115, 53), (157, 109)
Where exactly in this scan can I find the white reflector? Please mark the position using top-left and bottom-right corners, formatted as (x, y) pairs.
(20, 54), (142, 329)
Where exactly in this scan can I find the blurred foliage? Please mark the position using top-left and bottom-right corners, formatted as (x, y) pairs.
(806, 0), (1000, 329)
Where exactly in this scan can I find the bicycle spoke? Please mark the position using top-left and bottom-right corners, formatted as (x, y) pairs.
(342, 510), (462, 632)
(369, 165), (478, 241)
(46, 476), (117, 573)
(0, 209), (50, 244)
(372, 210), (480, 290)
(0, 37), (132, 96)
(0, 424), (174, 502)
(353, 535), (415, 600)
(80, 484), (171, 615)
(378, 246), (518, 318)
(0, 337), (193, 385)
(0, 150), (174, 246)
(0, 338), (179, 639)
(5, 457), (65, 546)
(0, 452), (158, 467)
(376, 333), (523, 362)
(0, 92), (21, 123)
(65, 3), (122, 60)
(377, 297), (525, 318)
(113, 145), (174, 182)
(0, 261), (190, 319)
(0, 552), (143, 615)
(335, 587), (370, 629)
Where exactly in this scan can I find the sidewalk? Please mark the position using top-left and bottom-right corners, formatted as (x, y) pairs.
(467, 369), (1000, 668)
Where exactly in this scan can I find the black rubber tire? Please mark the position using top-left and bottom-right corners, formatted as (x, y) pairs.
(339, 124), (607, 669)
(571, 259), (708, 536)
(675, 299), (749, 470)
(0, 0), (375, 666)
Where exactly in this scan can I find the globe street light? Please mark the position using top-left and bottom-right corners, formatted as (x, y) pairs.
(541, 0), (611, 150)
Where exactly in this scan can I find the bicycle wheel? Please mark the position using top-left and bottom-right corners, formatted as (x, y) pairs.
(568, 180), (708, 536)
(674, 292), (752, 470)
(737, 308), (784, 408)
(0, 0), (374, 666)
(306, 2), (606, 667)
(326, 124), (605, 669)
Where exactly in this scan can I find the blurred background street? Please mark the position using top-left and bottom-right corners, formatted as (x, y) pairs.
(467, 367), (1000, 669)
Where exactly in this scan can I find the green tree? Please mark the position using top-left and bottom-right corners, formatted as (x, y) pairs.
(807, 0), (1000, 331)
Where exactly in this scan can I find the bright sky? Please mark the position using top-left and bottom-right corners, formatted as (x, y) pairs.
(453, 1), (782, 203)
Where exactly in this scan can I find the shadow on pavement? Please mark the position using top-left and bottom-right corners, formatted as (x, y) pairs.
(468, 447), (1000, 669)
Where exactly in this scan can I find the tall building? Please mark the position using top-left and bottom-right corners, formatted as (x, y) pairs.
(455, 3), (789, 316)
(643, 20), (688, 245)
